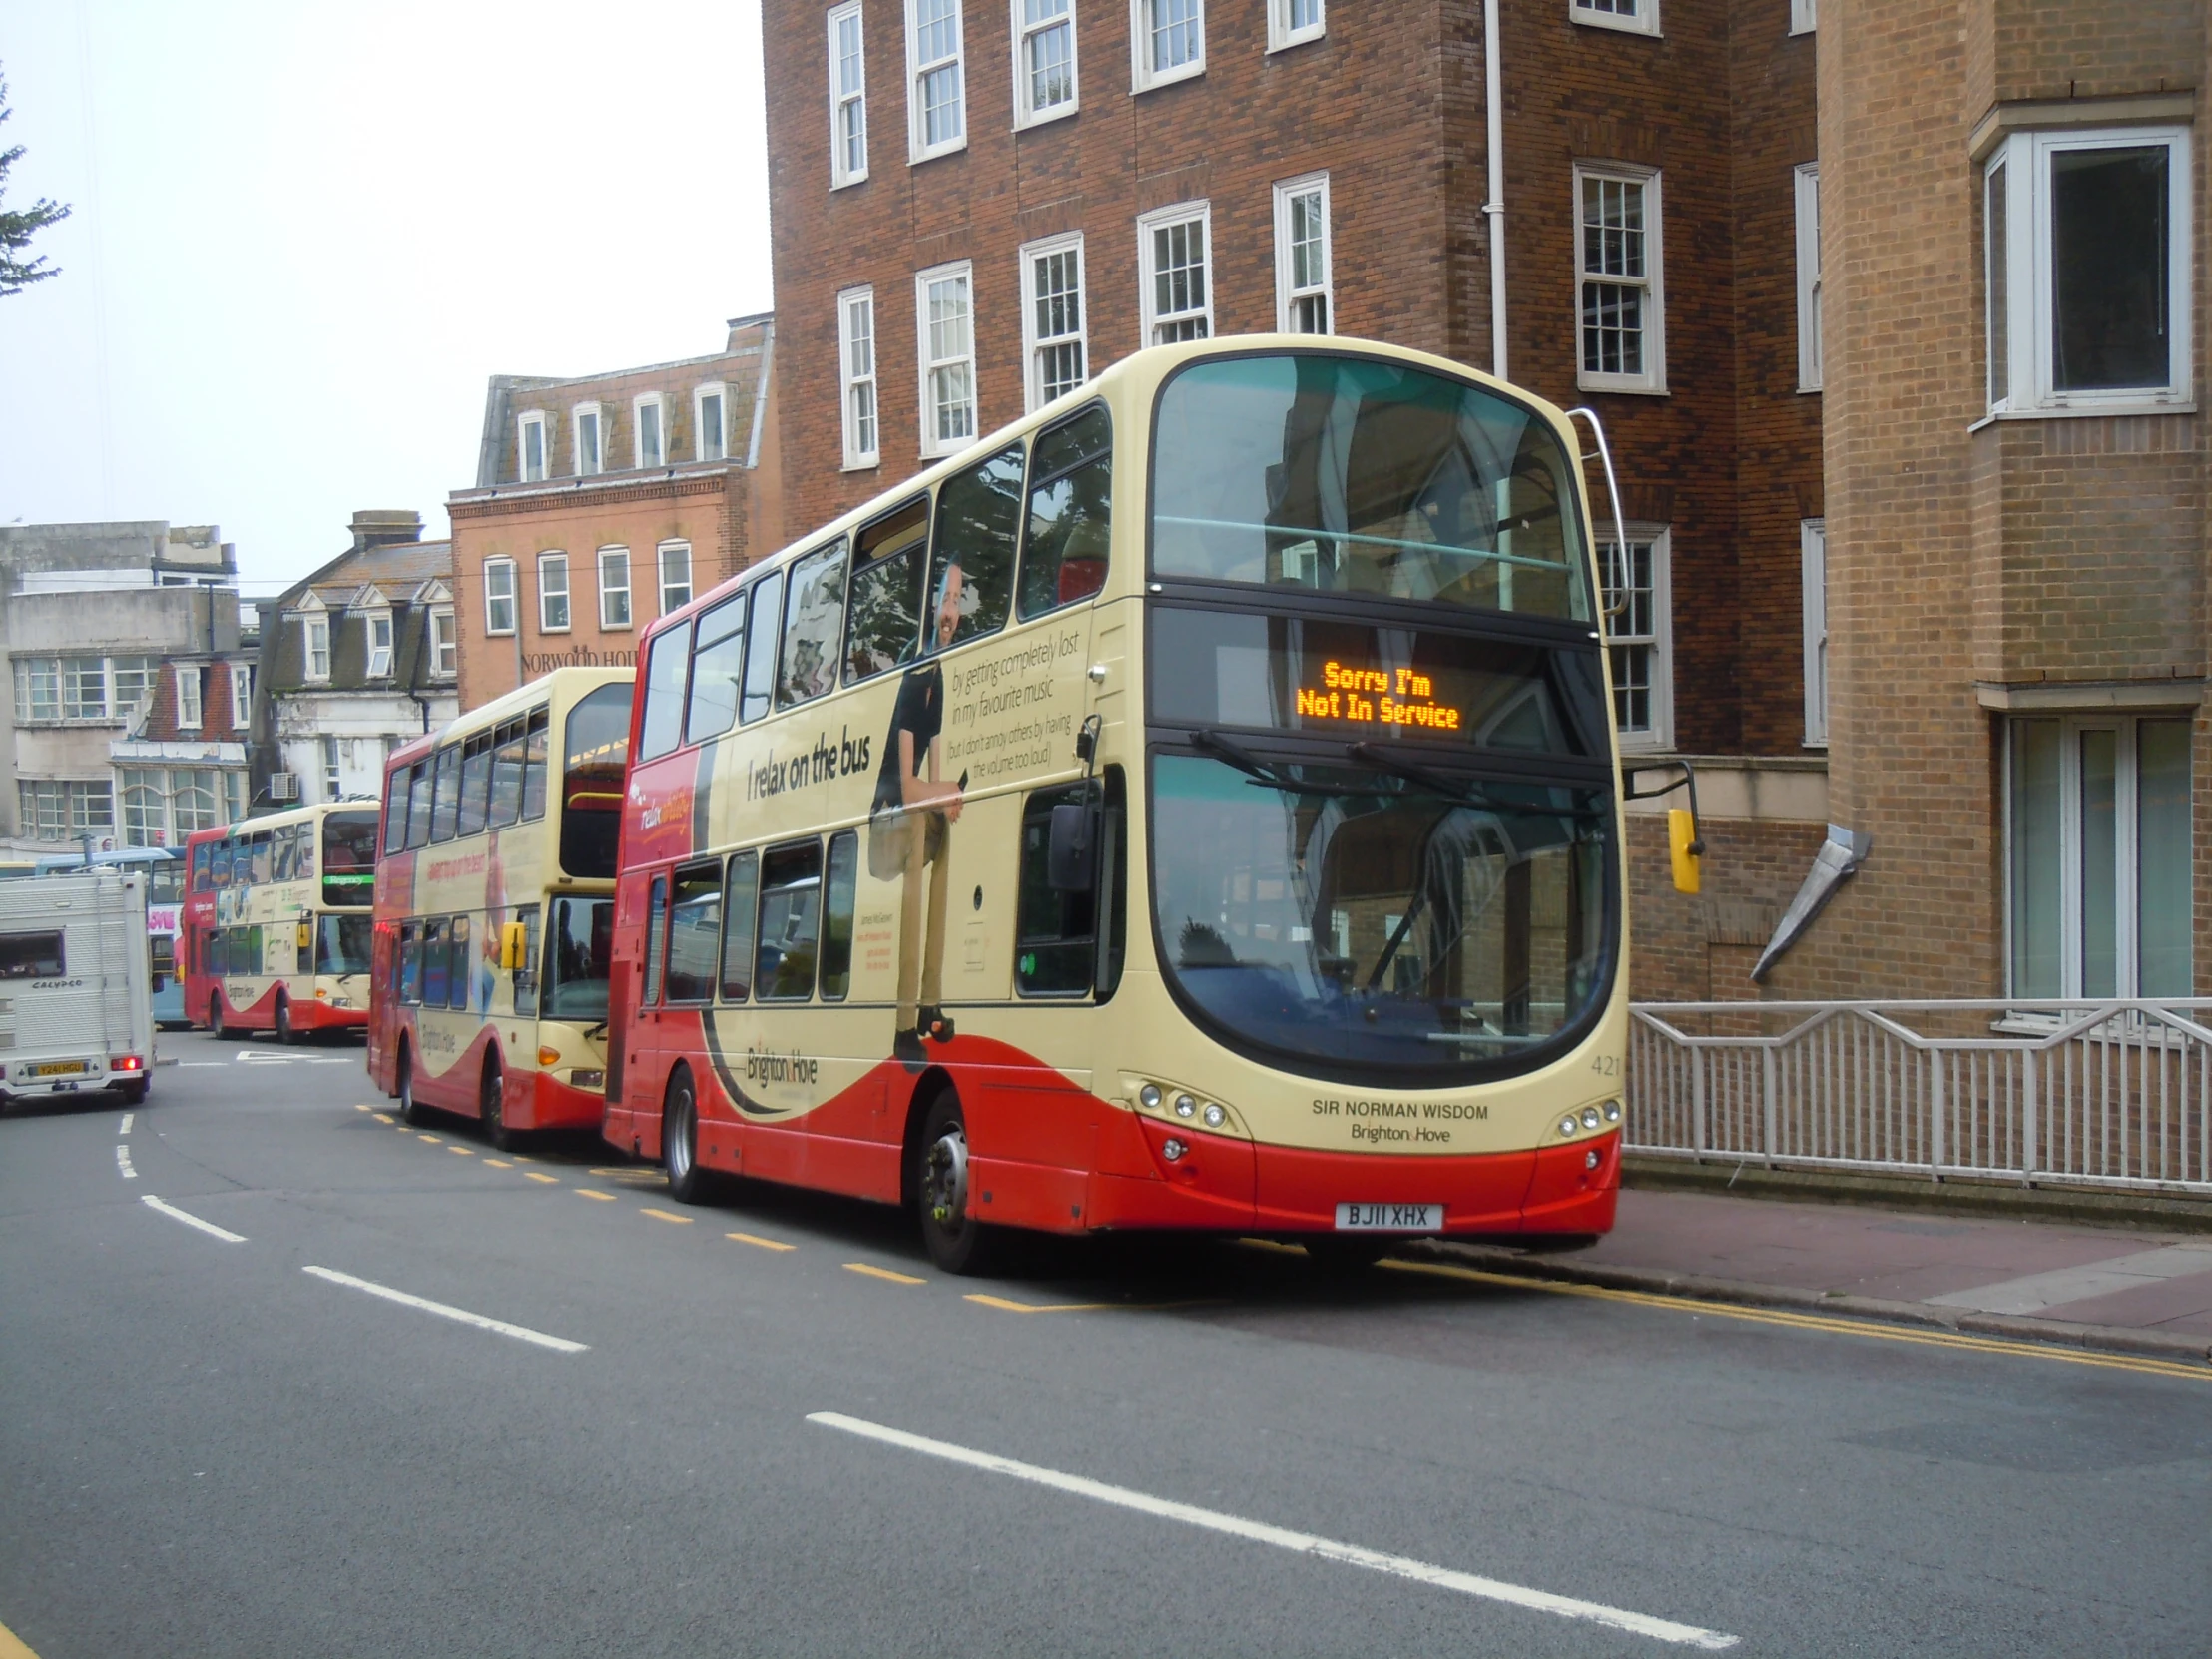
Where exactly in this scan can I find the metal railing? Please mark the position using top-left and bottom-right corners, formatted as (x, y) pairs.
(1628, 1000), (2212, 1196)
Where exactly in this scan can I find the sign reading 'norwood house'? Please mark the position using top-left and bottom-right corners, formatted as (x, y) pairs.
(520, 644), (638, 676)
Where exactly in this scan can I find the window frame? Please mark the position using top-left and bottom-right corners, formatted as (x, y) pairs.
(829, 0), (870, 189)
(1020, 231), (1088, 411)
(633, 393), (666, 470)
(1800, 519), (1827, 748)
(1573, 162), (1667, 394)
(484, 558), (517, 637)
(1788, 0), (1815, 35)
(430, 608), (458, 678)
(693, 383), (729, 461)
(1272, 171), (1333, 335)
(174, 663), (203, 730)
(1267, 0), (1324, 52)
(1130, 0), (1205, 93)
(1570, 0), (1660, 38)
(915, 259), (979, 460)
(230, 661), (253, 730)
(304, 616), (332, 683)
(365, 610), (394, 679)
(1599, 523), (1673, 752)
(539, 552), (572, 634)
(1983, 125), (2194, 418)
(1137, 199), (1213, 345)
(658, 540), (693, 617)
(2003, 713), (2195, 999)
(598, 546), (634, 631)
(839, 285), (881, 470)
(1795, 161), (1822, 392)
(517, 410), (548, 483)
(573, 402), (603, 477)
(1011, 0), (1079, 129)
(905, 0), (969, 163)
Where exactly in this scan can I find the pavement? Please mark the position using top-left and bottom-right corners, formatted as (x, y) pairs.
(1433, 1183), (2212, 1362)
(3, 1030), (2211, 1657)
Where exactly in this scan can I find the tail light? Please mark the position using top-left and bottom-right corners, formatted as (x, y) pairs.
(113, 1055), (145, 1073)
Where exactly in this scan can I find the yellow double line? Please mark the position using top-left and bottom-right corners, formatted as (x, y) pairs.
(1382, 1258), (2212, 1383)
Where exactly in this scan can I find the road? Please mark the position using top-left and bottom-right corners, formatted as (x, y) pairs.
(2, 1029), (2206, 1657)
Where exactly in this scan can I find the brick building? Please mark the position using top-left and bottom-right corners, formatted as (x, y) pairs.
(1795, 0), (2210, 1001)
(250, 512), (462, 813)
(760, 0), (1830, 995)
(447, 316), (783, 713)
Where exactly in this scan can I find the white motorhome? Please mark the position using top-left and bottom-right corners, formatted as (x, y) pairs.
(0, 871), (155, 1109)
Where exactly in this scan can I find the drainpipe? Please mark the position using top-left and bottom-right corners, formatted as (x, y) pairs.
(1483, 0), (1507, 381)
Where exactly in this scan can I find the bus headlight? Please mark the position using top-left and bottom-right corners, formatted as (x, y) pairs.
(1203, 1103), (1227, 1128)
(1174, 1094), (1197, 1118)
(1138, 1084), (1162, 1110)
(1580, 1107), (1601, 1131)
(569, 1069), (605, 1089)
(1559, 1115), (1578, 1137)
(1603, 1099), (1622, 1123)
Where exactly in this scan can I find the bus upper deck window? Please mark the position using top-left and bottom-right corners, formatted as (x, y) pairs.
(191, 842), (212, 893)
(1017, 405), (1111, 619)
(458, 733), (493, 837)
(429, 744), (462, 841)
(250, 832), (273, 886)
(382, 766), (410, 855)
(686, 593), (746, 745)
(271, 825), (296, 883)
(927, 446), (1022, 650)
(405, 760), (434, 848)
(211, 840), (232, 889)
(560, 684), (632, 879)
(778, 539), (848, 708)
(638, 620), (694, 762)
(323, 812), (377, 872)
(489, 718), (526, 828)
(844, 499), (930, 685)
(740, 572), (782, 725)
(520, 707), (550, 822)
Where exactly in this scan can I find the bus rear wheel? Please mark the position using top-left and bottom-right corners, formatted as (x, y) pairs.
(663, 1067), (711, 1206)
(397, 1044), (431, 1127)
(209, 994), (228, 1040)
(273, 993), (295, 1045)
(914, 1091), (1000, 1276)
(480, 1054), (516, 1152)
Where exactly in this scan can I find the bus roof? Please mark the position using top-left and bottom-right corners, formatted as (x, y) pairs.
(386, 664), (635, 773)
(184, 800), (380, 848)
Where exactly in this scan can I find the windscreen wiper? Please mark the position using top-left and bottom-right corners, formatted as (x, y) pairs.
(1348, 741), (1503, 809)
(1191, 728), (1288, 784)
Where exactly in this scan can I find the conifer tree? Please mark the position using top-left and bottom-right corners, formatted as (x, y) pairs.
(0, 68), (71, 296)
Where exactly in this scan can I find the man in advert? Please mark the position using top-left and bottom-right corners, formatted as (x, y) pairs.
(872, 561), (967, 1066)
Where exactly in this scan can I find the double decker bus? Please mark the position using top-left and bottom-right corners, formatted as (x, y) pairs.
(610, 336), (1641, 1272)
(181, 803), (379, 1040)
(366, 668), (632, 1147)
(35, 847), (188, 1026)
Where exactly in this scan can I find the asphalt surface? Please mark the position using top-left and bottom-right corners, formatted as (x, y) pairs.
(2, 1029), (2207, 1658)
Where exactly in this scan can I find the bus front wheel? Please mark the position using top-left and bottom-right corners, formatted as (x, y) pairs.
(663, 1067), (711, 1206)
(914, 1091), (1000, 1277)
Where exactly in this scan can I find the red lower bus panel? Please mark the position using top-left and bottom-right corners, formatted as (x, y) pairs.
(287, 996), (368, 1034)
(1518, 1132), (1621, 1234)
(1083, 1114), (1258, 1230)
(1252, 1140), (1536, 1233)
(971, 1155), (1097, 1232)
(517, 1066), (609, 1134)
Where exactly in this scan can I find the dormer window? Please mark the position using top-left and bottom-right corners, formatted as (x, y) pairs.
(366, 612), (394, 678)
(304, 615), (331, 682)
(574, 403), (604, 477)
(230, 662), (254, 730)
(175, 663), (203, 730)
(695, 383), (729, 460)
(430, 609), (457, 678)
(635, 393), (666, 468)
(517, 411), (548, 482)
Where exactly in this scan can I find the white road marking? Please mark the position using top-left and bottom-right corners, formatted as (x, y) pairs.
(1929, 1243), (2212, 1315)
(179, 1061), (226, 1068)
(300, 1266), (588, 1354)
(119, 1112), (134, 1135)
(309, 1059), (353, 1065)
(808, 1412), (1738, 1650)
(142, 1195), (246, 1243)
(115, 1145), (137, 1180)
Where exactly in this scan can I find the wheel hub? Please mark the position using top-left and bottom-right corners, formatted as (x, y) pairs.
(923, 1127), (968, 1232)
(668, 1099), (692, 1181)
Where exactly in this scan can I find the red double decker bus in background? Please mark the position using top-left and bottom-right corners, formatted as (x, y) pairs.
(180, 803), (379, 1041)
(366, 668), (633, 1144)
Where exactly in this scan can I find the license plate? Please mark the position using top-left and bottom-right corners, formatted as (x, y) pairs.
(29, 1060), (87, 1078)
(1335, 1202), (1444, 1232)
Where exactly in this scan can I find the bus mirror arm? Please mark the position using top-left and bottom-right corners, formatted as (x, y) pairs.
(1625, 759), (1706, 894)
(1564, 407), (1631, 622)
(1074, 713), (1102, 776)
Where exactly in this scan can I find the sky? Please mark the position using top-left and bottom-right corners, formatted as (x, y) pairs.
(0, 0), (773, 600)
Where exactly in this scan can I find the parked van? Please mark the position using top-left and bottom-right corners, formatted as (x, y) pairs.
(0, 870), (155, 1109)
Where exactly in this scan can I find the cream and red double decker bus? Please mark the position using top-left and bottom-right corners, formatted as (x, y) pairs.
(609, 336), (1643, 1272)
(367, 668), (633, 1147)
(181, 803), (379, 1041)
